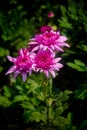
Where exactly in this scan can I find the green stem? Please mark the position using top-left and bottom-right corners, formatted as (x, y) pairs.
(46, 83), (50, 128)
(41, 74), (53, 129)
(44, 78), (52, 129)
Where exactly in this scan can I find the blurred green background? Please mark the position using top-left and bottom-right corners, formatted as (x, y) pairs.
(0, 0), (87, 130)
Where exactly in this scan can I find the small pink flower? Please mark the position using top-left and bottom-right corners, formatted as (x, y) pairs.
(29, 30), (70, 52)
(47, 11), (54, 18)
(5, 48), (35, 82)
(40, 25), (52, 33)
(34, 49), (63, 78)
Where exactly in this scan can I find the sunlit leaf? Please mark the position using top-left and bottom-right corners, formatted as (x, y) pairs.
(0, 96), (11, 107)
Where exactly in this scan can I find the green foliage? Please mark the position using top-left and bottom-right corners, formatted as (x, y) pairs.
(66, 113), (77, 130)
(78, 120), (87, 130)
(74, 83), (87, 99)
(67, 59), (87, 72)
(0, 95), (11, 107)
(57, 0), (87, 112)
(0, 47), (9, 57)
(78, 44), (87, 52)
(3, 85), (12, 98)
(0, 74), (72, 130)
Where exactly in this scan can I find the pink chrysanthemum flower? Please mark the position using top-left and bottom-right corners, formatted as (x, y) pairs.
(40, 25), (52, 33)
(5, 48), (35, 82)
(29, 30), (70, 52)
(34, 49), (63, 78)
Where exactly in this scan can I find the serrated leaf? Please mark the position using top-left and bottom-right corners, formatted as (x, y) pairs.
(58, 17), (72, 29)
(63, 90), (73, 101)
(67, 112), (73, 124)
(67, 62), (87, 72)
(74, 87), (87, 99)
(3, 86), (12, 98)
(60, 5), (66, 15)
(0, 66), (3, 72)
(0, 96), (11, 107)
(37, 92), (45, 101)
(15, 85), (24, 91)
(27, 78), (39, 93)
(31, 97), (40, 106)
(31, 111), (41, 122)
(74, 59), (85, 66)
(78, 44), (87, 52)
(21, 102), (35, 110)
(55, 107), (63, 115)
(53, 116), (68, 128)
(79, 120), (87, 129)
(0, 47), (9, 57)
(13, 95), (29, 102)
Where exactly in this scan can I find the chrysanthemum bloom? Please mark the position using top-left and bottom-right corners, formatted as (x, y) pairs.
(47, 11), (54, 18)
(40, 25), (52, 33)
(5, 48), (35, 82)
(29, 30), (70, 52)
(34, 49), (63, 78)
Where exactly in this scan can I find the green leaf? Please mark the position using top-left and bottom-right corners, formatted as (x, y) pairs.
(15, 85), (24, 92)
(67, 112), (73, 124)
(0, 96), (11, 107)
(56, 90), (72, 103)
(60, 5), (67, 15)
(55, 107), (63, 115)
(74, 86), (87, 99)
(74, 59), (85, 66)
(31, 111), (41, 122)
(37, 92), (45, 101)
(40, 5), (46, 9)
(58, 17), (72, 29)
(53, 116), (68, 128)
(78, 44), (87, 52)
(31, 97), (40, 106)
(79, 120), (87, 130)
(67, 60), (87, 72)
(40, 112), (46, 123)
(0, 47), (9, 57)
(0, 66), (3, 72)
(21, 102), (35, 110)
(24, 110), (42, 123)
(3, 86), (12, 98)
(13, 95), (29, 102)
(27, 78), (39, 93)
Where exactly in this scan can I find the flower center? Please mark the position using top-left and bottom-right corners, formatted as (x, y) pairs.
(15, 56), (32, 71)
(35, 50), (53, 69)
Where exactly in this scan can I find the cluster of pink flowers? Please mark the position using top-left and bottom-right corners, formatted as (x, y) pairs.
(6, 26), (70, 82)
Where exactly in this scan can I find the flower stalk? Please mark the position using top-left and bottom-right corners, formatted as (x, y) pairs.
(43, 77), (53, 129)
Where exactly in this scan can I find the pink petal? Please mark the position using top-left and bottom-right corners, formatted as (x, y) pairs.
(14, 71), (20, 78)
(56, 63), (63, 68)
(51, 45), (54, 50)
(53, 58), (62, 63)
(20, 49), (24, 57)
(63, 43), (70, 48)
(58, 36), (68, 42)
(29, 41), (38, 45)
(7, 56), (16, 62)
(49, 70), (56, 78)
(22, 72), (27, 82)
(31, 46), (39, 52)
(5, 66), (16, 75)
(56, 46), (64, 52)
(57, 31), (60, 36)
(44, 70), (50, 78)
